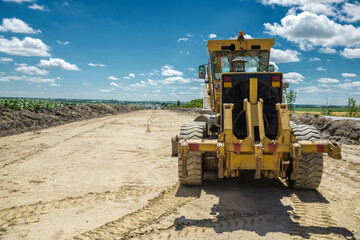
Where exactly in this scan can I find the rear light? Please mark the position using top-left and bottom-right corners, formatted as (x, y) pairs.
(223, 75), (232, 82)
(272, 75), (281, 81)
(272, 75), (281, 88)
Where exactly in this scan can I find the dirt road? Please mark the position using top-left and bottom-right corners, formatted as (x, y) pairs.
(0, 110), (359, 239)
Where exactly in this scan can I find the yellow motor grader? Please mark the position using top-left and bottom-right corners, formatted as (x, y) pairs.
(171, 31), (341, 189)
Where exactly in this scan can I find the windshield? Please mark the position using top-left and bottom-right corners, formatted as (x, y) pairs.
(212, 50), (270, 80)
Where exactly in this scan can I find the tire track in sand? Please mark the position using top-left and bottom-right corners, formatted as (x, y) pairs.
(0, 185), (153, 231)
(289, 191), (342, 240)
(0, 115), (133, 168)
(72, 183), (197, 240)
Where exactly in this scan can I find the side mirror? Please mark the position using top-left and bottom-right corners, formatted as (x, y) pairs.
(268, 65), (275, 72)
(283, 82), (289, 90)
(198, 65), (206, 79)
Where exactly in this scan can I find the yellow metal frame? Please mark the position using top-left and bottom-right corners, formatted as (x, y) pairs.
(178, 37), (341, 180)
(179, 73), (341, 180)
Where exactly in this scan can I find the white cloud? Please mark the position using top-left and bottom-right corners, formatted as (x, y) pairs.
(130, 80), (146, 87)
(152, 90), (160, 93)
(192, 78), (205, 82)
(188, 67), (195, 71)
(110, 82), (120, 87)
(309, 57), (321, 61)
(189, 87), (198, 90)
(123, 76), (131, 79)
(0, 74), (56, 83)
(147, 79), (158, 86)
(39, 58), (79, 71)
(177, 38), (188, 43)
(318, 83), (336, 88)
(25, 76), (55, 83)
(244, 34), (253, 39)
(57, 40), (69, 45)
(0, 57), (13, 63)
(264, 11), (360, 50)
(185, 33), (193, 38)
(338, 81), (360, 89)
(82, 82), (91, 86)
(283, 72), (304, 84)
(108, 76), (119, 80)
(340, 2), (360, 22)
(270, 48), (301, 63)
(298, 85), (335, 94)
(15, 65), (49, 75)
(49, 83), (60, 87)
(301, 86), (320, 93)
(319, 47), (336, 54)
(161, 65), (183, 76)
(316, 67), (327, 71)
(340, 47), (360, 59)
(88, 63), (106, 67)
(342, 73), (357, 78)
(139, 73), (145, 76)
(100, 88), (115, 92)
(28, 4), (47, 11)
(160, 76), (191, 84)
(260, 0), (345, 7)
(0, 18), (40, 34)
(180, 92), (190, 95)
(0, 75), (24, 82)
(179, 50), (190, 54)
(344, 79), (352, 82)
(298, 3), (337, 16)
(318, 77), (339, 84)
(3, 0), (33, 3)
(0, 36), (50, 57)
(129, 73), (135, 78)
(209, 33), (217, 39)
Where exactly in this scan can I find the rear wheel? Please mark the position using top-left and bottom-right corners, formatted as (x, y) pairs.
(177, 122), (205, 185)
(288, 123), (323, 189)
(172, 122), (206, 157)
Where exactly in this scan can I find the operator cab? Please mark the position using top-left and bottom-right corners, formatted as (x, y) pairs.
(230, 58), (247, 72)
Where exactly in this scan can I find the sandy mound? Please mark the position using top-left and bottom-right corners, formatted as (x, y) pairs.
(0, 104), (140, 137)
(290, 114), (360, 145)
(169, 108), (202, 115)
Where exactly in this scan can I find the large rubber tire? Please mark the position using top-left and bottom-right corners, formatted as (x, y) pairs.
(177, 122), (205, 185)
(171, 137), (178, 157)
(172, 122), (206, 157)
(178, 152), (203, 185)
(288, 123), (324, 189)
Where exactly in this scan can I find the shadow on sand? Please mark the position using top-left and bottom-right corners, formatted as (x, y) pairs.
(174, 172), (355, 239)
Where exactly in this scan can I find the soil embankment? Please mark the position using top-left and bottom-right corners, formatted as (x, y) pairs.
(0, 104), (140, 137)
(290, 114), (360, 145)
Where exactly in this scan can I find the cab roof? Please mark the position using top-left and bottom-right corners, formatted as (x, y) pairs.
(207, 38), (274, 55)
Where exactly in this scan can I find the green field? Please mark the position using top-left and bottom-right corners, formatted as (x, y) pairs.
(0, 98), (78, 111)
(293, 107), (346, 112)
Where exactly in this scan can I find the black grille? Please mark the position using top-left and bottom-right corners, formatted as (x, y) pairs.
(222, 73), (282, 140)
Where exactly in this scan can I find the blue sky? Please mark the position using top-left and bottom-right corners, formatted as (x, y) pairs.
(0, 0), (360, 105)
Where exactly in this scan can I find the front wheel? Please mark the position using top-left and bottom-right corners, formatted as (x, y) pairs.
(178, 151), (203, 185)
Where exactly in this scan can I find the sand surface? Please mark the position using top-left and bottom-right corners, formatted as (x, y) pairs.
(0, 110), (359, 239)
